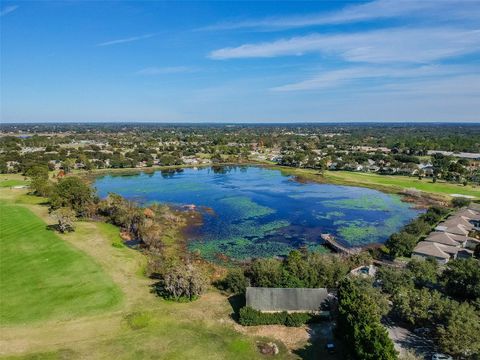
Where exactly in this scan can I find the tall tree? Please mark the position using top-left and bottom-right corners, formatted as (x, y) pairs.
(437, 303), (480, 359)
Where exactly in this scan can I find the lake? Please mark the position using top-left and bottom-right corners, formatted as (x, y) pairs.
(94, 166), (421, 261)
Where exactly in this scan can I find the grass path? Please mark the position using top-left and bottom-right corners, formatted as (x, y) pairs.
(0, 189), (296, 359)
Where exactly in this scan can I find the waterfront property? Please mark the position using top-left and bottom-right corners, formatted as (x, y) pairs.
(412, 207), (480, 264)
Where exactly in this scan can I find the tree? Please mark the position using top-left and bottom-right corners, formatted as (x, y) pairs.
(376, 266), (413, 294)
(406, 258), (438, 287)
(441, 258), (480, 301)
(25, 164), (48, 179)
(437, 302), (480, 358)
(139, 218), (163, 249)
(337, 278), (397, 360)
(385, 231), (418, 257)
(61, 158), (75, 173)
(220, 268), (249, 294)
(26, 164), (51, 196)
(99, 194), (145, 237)
(51, 207), (76, 233)
(392, 287), (449, 327)
(49, 176), (94, 216)
(248, 258), (282, 287)
(155, 262), (208, 301)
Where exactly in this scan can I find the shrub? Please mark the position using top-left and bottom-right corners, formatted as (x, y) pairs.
(154, 261), (208, 301)
(285, 313), (311, 327)
(238, 306), (316, 327)
(451, 197), (471, 208)
(50, 207), (76, 233)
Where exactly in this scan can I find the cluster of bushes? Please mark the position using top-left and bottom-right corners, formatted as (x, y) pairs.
(239, 306), (316, 327)
(219, 249), (371, 294)
(385, 206), (450, 258)
(337, 278), (397, 360)
(451, 196), (472, 208)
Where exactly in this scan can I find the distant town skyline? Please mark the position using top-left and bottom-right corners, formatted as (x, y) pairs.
(1, 0), (479, 123)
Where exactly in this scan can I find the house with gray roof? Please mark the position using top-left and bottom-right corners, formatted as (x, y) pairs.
(246, 287), (329, 313)
(412, 208), (479, 264)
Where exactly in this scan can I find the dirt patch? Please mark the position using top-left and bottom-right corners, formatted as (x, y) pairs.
(234, 324), (310, 350)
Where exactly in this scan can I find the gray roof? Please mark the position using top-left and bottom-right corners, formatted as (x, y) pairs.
(246, 287), (328, 312)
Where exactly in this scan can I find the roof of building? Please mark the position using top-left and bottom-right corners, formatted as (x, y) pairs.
(444, 216), (474, 229)
(412, 241), (460, 260)
(436, 221), (471, 236)
(425, 232), (464, 247)
(246, 287), (329, 312)
(456, 209), (480, 221)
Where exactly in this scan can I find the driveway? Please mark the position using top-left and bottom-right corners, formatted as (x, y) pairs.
(385, 320), (435, 359)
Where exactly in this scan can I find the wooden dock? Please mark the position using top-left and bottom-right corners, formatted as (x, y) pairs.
(321, 234), (361, 255)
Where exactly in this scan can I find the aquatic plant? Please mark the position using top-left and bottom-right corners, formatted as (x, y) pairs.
(219, 196), (275, 220)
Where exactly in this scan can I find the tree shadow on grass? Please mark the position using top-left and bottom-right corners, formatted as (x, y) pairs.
(227, 293), (245, 322)
(46, 224), (59, 232)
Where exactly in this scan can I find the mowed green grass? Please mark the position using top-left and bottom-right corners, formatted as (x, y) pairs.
(0, 174), (29, 188)
(324, 171), (479, 198)
(0, 200), (122, 325)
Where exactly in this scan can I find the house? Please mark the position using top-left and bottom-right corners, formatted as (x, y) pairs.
(411, 241), (467, 264)
(412, 208), (479, 264)
(425, 231), (466, 247)
(246, 287), (329, 313)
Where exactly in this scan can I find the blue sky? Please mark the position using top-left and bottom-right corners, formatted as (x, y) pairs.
(1, 0), (479, 123)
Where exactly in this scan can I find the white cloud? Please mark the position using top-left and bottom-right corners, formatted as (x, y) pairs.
(201, 0), (480, 31)
(0, 5), (18, 17)
(271, 65), (470, 91)
(96, 34), (154, 47)
(209, 28), (480, 63)
(136, 66), (195, 75)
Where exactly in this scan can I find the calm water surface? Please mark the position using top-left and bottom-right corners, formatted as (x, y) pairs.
(94, 166), (421, 260)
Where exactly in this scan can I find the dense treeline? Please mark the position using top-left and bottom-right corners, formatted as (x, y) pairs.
(219, 249), (374, 294)
(376, 258), (480, 358)
(2, 123), (479, 153)
(2, 124), (479, 184)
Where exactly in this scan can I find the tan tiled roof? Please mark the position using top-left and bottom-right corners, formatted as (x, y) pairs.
(456, 209), (480, 221)
(425, 232), (464, 246)
(412, 241), (459, 259)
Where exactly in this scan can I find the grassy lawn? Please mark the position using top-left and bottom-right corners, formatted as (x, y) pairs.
(324, 171), (479, 198)
(0, 200), (122, 325)
(267, 165), (478, 199)
(0, 174), (29, 188)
